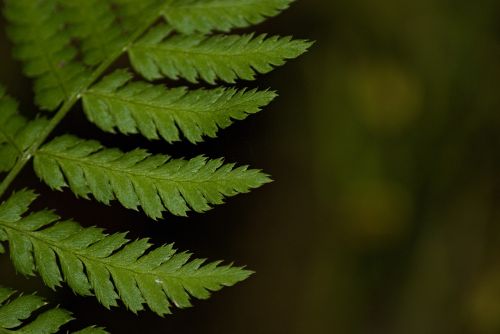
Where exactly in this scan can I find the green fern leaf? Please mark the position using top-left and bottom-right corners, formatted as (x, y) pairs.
(4, 0), (90, 111)
(110, 0), (164, 31)
(0, 87), (25, 173)
(82, 70), (277, 143)
(73, 328), (109, 334)
(0, 87), (48, 173)
(129, 24), (313, 83)
(33, 135), (271, 219)
(62, 0), (126, 67)
(163, 0), (295, 34)
(0, 286), (107, 334)
(0, 190), (253, 315)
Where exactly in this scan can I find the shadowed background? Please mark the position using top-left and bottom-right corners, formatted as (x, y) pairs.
(2, 0), (500, 333)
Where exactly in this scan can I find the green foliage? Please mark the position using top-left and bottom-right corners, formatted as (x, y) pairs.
(4, 0), (89, 111)
(0, 87), (25, 173)
(129, 24), (312, 83)
(0, 0), (310, 329)
(0, 190), (252, 315)
(0, 286), (107, 333)
(82, 70), (277, 143)
(108, 0), (162, 32)
(0, 87), (48, 173)
(34, 135), (270, 219)
(63, 0), (126, 67)
(162, 0), (295, 34)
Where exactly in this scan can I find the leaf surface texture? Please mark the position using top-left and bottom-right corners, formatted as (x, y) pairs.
(33, 136), (271, 219)
(0, 190), (252, 315)
(83, 70), (277, 143)
(0, 286), (107, 333)
(4, 0), (89, 110)
(129, 24), (313, 83)
(162, 0), (295, 34)
(0, 87), (48, 173)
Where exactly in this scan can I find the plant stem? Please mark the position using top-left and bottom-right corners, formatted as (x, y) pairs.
(0, 16), (160, 199)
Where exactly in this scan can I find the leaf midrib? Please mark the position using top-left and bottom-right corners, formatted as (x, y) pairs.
(133, 40), (278, 59)
(36, 149), (249, 185)
(170, 0), (265, 10)
(0, 221), (227, 283)
(85, 90), (243, 116)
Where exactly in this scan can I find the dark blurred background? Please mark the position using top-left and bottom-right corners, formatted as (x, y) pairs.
(3, 0), (500, 333)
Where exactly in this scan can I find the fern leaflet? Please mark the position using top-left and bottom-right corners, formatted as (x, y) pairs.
(4, 0), (89, 111)
(0, 286), (107, 334)
(0, 88), (24, 173)
(0, 190), (252, 315)
(0, 87), (48, 173)
(62, 0), (126, 67)
(162, 0), (295, 34)
(33, 135), (271, 219)
(109, 0), (164, 31)
(129, 24), (312, 83)
(82, 70), (277, 143)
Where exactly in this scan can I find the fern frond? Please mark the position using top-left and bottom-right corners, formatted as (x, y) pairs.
(4, 0), (89, 111)
(33, 135), (271, 219)
(82, 70), (277, 143)
(110, 0), (164, 31)
(62, 0), (126, 67)
(0, 286), (108, 334)
(0, 88), (48, 173)
(0, 190), (253, 315)
(0, 87), (24, 173)
(162, 0), (295, 34)
(129, 24), (313, 83)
